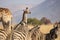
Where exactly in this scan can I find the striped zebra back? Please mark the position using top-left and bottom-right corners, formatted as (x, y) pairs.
(12, 30), (26, 40)
(0, 29), (8, 40)
(29, 25), (41, 40)
(12, 24), (29, 40)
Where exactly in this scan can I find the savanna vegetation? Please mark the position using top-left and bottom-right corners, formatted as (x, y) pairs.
(27, 17), (51, 25)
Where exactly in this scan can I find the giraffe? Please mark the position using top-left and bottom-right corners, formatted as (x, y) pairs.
(20, 7), (31, 25)
(14, 7), (31, 29)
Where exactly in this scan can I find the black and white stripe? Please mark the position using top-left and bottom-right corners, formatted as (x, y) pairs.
(12, 30), (27, 40)
(0, 29), (7, 40)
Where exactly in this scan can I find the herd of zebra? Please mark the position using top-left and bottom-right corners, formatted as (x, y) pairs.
(0, 7), (60, 40)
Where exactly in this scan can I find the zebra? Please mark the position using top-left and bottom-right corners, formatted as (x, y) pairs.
(0, 8), (12, 40)
(29, 25), (42, 40)
(11, 24), (29, 40)
(0, 29), (8, 40)
(12, 30), (26, 40)
(0, 7), (12, 32)
(45, 24), (58, 40)
(12, 25), (41, 40)
(3, 7), (31, 40)
(20, 7), (31, 26)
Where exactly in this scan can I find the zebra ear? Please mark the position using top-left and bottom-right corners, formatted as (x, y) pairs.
(53, 24), (58, 28)
(53, 24), (58, 30)
(11, 26), (13, 30)
(29, 25), (40, 32)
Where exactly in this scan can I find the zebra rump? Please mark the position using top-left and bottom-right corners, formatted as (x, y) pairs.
(0, 29), (7, 40)
(12, 30), (26, 40)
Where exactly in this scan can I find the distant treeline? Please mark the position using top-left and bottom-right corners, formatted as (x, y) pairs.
(27, 17), (51, 25)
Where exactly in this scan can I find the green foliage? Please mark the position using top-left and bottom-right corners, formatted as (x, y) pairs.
(27, 18), (41, 25)
(27, 17), (51, 25)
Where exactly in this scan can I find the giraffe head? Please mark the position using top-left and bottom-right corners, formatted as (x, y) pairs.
(24, 7), (31, 14)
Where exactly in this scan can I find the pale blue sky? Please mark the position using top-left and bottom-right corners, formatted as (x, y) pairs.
(0, 0), (60, 23)
(0, 0), (46, 23)
(0, 0), (45, 12)
(0, 0), (45, 6)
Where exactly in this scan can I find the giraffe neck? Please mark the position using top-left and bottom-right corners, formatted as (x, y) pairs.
(22, 13), (27, 24)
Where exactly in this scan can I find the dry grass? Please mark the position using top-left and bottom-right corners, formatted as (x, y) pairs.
(39, 24), (54, 34)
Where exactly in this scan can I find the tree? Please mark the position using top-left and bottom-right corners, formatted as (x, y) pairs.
(27, 17), (51, 25)
(40, 17), (51, 24)
(27, 18), (41, 25)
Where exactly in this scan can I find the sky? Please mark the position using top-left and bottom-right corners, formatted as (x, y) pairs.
(0, 0), (46, 23)
(0, 0), (45, 12)
(30, 0), (60, 23)
(0, 0), (60, 24)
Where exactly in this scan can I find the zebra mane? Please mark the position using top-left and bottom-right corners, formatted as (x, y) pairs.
(29, 25), (40, 34)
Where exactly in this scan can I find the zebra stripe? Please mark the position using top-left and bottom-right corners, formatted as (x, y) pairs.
(13, 30), (26, 40)
(0, 29), (7, 40)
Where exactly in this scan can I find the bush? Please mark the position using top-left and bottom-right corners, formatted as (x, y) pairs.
(27, 18), (41, 25)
